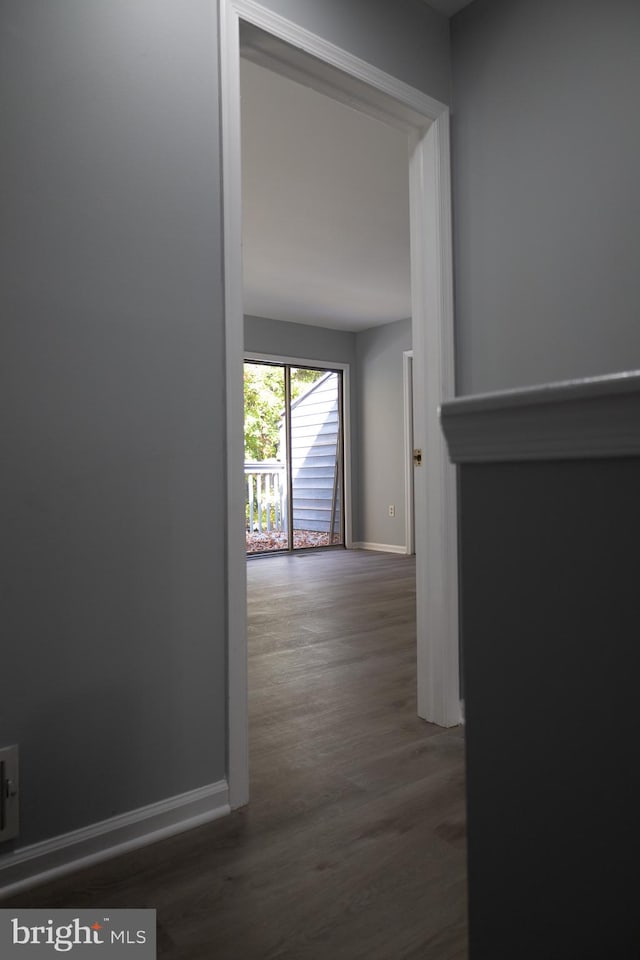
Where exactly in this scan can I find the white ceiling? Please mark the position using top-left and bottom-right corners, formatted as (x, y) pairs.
(424, 0), (476, 16)
(241, 59), (411, 332)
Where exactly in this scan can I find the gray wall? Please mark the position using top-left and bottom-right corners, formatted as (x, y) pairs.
(245, 315), (356, 367)
(451, 0), (640, 395)
(1, 0), (227, 847)
(245, 315), (360, 539)
(355, 319), (411, 548)
(450, 2), (640, 953)
(2, 0), (449, 853)
(459, 457), (640, 958)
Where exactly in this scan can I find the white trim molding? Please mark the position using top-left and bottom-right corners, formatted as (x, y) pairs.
(441, 370), (640, 464)
(352, 542), (408, 555)
(220, 0), (249, 811)
(0, 781), (229, 899)
(403, 351), (415, 556)
(221, 0), (461, 807)
(235, 1), (444, 133)
(410, 111), (460, 727)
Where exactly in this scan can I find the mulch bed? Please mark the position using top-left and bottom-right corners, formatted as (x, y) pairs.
(246, 530), (342, 553)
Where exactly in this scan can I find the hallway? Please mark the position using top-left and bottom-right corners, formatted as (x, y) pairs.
(6, 550), (467, 959)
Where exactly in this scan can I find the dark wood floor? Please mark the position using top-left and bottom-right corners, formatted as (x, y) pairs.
(4, 549), (468, 959)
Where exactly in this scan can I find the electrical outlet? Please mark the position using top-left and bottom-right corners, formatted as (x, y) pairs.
(0, 745), (19, 842)
(388, 504), (395, 518)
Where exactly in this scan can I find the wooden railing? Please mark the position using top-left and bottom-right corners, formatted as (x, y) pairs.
(245, 462), (287, 533)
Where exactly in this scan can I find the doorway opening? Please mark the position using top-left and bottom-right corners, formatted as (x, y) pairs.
(221, 0), (460, 808)
(244, 360), (344, 554)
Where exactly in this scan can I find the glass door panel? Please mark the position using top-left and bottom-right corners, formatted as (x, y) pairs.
(244, 361), (288, 554)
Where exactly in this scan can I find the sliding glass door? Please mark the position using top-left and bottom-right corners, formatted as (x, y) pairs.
(244, 360), (344, 555)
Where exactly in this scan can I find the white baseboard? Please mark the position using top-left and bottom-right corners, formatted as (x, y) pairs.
(352, 541), (408, 555)
(0, 780), (229, 899)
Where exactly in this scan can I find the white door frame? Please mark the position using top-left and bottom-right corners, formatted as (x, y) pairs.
(403, 350), (415, 556)
(220, 0), (460, 809)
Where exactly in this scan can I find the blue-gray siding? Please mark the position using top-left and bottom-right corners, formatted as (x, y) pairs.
(284, 373), (341, 533)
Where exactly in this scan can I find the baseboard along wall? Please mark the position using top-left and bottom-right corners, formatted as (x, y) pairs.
(0, 780), (229, 899)
(352, 542), (408, 555)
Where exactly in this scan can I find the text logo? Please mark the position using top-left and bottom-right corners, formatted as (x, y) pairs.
(1, 910), (156, 958)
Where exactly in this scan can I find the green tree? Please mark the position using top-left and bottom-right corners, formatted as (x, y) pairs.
(243, 363), (324, 461)
(243, 363), (284, 460)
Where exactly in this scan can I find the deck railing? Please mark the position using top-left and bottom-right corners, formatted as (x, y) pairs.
(245, 462), (287, 533)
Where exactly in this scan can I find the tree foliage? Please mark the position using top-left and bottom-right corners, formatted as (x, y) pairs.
(244, 363), (324, 461)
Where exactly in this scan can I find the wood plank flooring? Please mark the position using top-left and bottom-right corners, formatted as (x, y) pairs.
(4, 549), (468, 959)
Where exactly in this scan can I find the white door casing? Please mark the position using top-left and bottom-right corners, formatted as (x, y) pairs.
(220, 0), (460, 808)
(403, 350), (415, 556)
